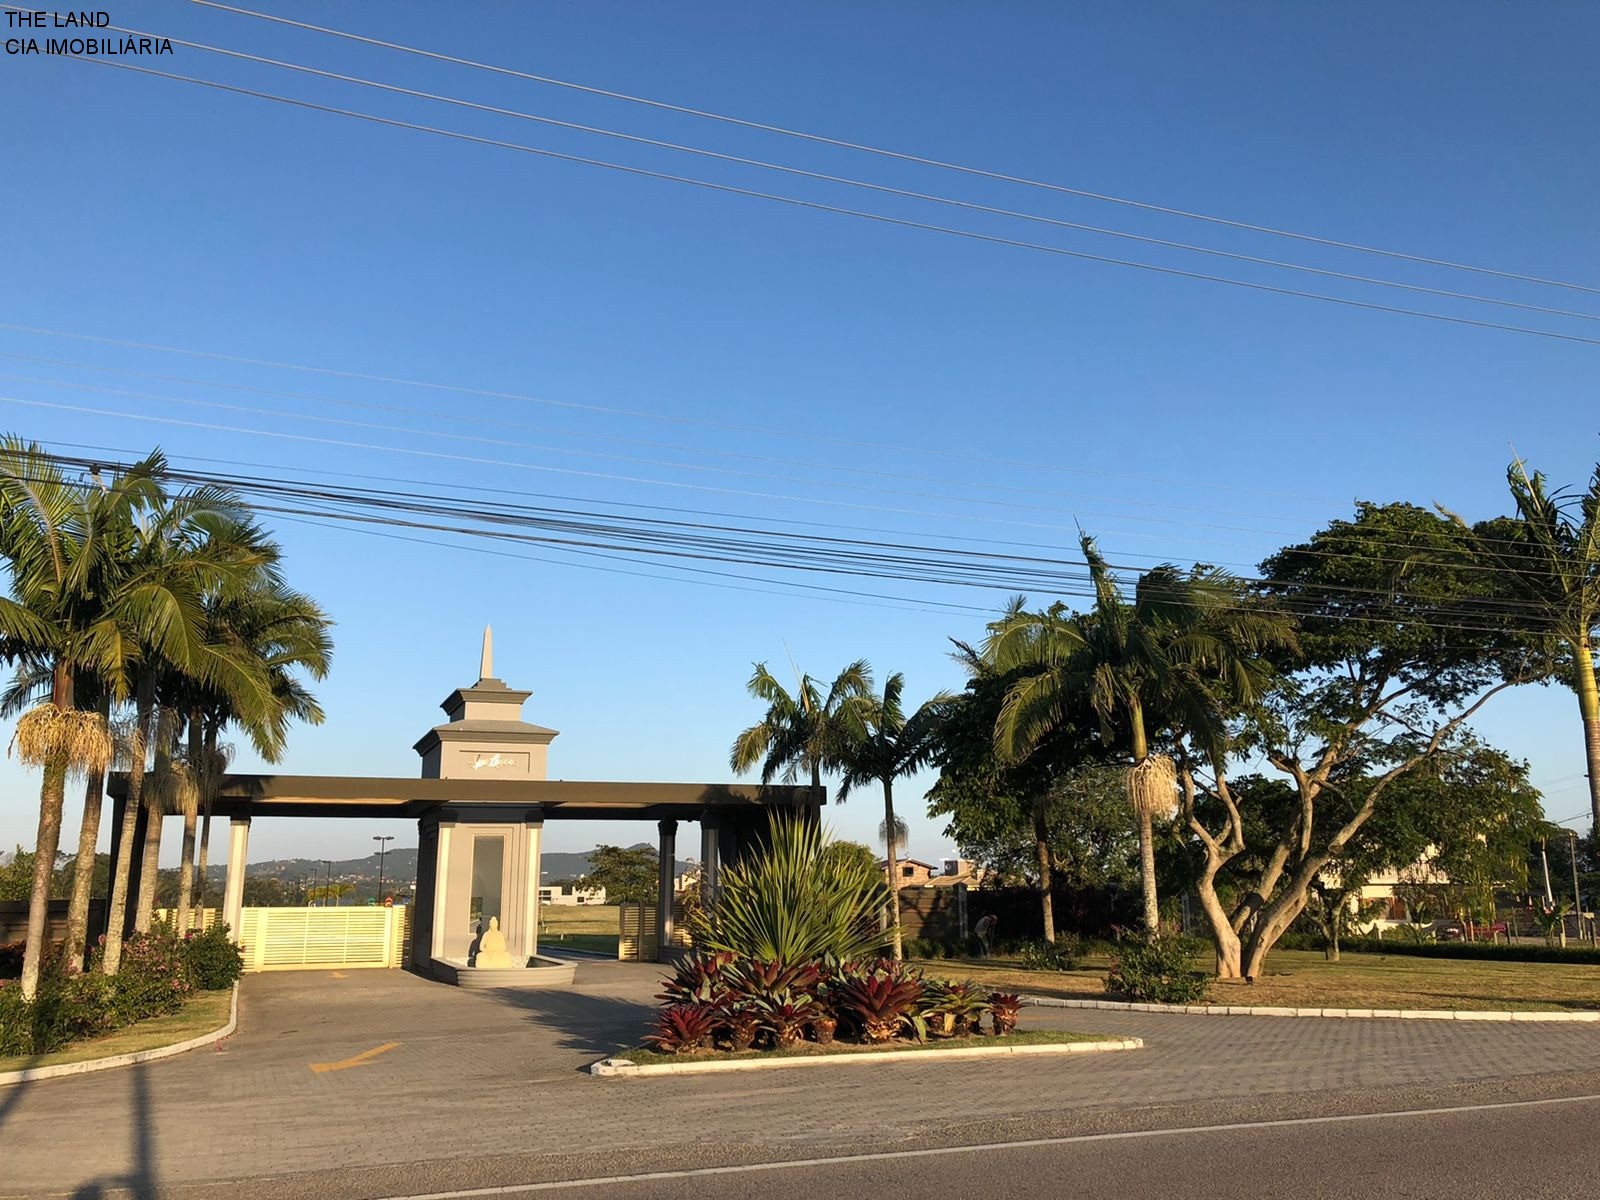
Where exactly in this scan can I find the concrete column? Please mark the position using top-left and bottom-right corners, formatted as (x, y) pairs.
(430, 822), (454, 962)
(522, 819), (543, 961)
(221, 818), (250, 935)
(699, 817), (721, 906)
(657, 818), (678, 956)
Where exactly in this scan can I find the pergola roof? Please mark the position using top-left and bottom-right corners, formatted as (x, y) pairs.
(106, 773), (822, 821)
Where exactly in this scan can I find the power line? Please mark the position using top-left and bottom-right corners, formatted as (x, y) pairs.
(61, 56), (1600, 351)
(19, 446), (1580, 640)
(94, 16), (1600, 328)
(187, 0), (1600, 298)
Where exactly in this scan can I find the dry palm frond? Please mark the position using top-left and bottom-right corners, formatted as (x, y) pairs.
(1127, 754), (1179, 821)
(9, 704), (114, 776)
(151, 759), (199, 815)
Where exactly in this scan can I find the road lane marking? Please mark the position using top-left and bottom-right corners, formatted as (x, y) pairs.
(309, 1041), (400, 1074)
(330, 971), (349, 979)
(364, 1091), (1600, 1198)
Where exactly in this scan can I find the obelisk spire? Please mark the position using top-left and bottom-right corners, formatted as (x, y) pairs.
(479, 624), (494, 681)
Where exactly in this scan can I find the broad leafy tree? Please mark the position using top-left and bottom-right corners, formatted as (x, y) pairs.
(1178, 503), (1539, 978)
(580, 844), (660, 905)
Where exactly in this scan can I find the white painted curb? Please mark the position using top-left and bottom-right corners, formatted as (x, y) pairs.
(589, 1036), (1143, 1077)
(1024, 996), (1600, 1023)
(0, 984), (238, 1087)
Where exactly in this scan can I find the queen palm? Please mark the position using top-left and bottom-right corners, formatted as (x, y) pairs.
(0, 441), (174, 999)
(729, 660), (871, 797)
(182, 577), (332, 928)
(986, 533), (1291, 937)
(1448, 462), (1600, 838)
(834, 672), (951, 960)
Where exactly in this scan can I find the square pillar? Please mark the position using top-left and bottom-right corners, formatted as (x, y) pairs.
(522, 816), (543, 960)
(221, 818), (250, 936)
(656, 818), (678, 957)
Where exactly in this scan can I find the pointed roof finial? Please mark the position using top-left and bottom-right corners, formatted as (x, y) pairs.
(480, 624), (494, 680)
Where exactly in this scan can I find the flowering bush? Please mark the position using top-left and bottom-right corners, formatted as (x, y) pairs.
(182, 923), (245, 991)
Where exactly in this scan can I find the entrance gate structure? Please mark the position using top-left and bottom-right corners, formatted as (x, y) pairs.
(105, 630), (818, 986)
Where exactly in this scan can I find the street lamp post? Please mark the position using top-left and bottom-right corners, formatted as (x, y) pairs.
(1569, 830), (1585, 941)
(374, 835), (395, 903)
(322, 859), (333, 907)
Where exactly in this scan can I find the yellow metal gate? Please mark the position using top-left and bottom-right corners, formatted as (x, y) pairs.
(238, 906), (408, 971)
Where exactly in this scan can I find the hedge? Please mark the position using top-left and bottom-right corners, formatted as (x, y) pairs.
(1328, 937), (1600, 966)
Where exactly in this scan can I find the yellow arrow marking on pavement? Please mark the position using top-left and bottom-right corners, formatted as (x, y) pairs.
(310, 1042), (400, 1074)
(330, 971), (349, 979)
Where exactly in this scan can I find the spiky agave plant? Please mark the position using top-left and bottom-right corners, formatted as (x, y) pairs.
(691, 815), (890, 964)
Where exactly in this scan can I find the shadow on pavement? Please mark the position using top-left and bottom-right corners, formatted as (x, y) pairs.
(487, 986), (657, 1059)
(68, 1060), (160, 1199)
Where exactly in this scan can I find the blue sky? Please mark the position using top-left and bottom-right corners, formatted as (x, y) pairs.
(1, 1), (1596, 866)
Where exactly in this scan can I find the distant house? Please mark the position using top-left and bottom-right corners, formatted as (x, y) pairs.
(538, 884), (606, 906)
(880, 858), (940, 886)
(879, 856), (985, 890)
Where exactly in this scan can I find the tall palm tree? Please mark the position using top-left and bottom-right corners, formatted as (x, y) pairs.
(0, 441), (165, 999)
(102, 482), (276, 970)
(729, 660), (871, 797)
(182, 578), (332, 929)
(834, 672), (951, 960)
(986, 533), (1291, 936)
(1447, 461), (1600, 837)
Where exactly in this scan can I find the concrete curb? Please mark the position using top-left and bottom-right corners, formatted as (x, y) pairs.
(0, 984), (238, 1087)
(1023, 995), (1600, 1023)
(589, 1035), (1143, 1077)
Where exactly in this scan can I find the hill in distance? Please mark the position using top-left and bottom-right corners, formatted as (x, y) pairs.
(240, 844), (690, 887)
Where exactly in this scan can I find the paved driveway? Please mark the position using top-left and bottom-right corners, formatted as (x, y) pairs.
(3, 963), (1599, 1199)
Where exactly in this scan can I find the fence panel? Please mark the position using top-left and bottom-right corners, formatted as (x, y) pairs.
(237, 906), (405, 971)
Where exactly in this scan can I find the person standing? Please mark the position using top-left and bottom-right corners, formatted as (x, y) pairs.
(974, 912), (997, 958)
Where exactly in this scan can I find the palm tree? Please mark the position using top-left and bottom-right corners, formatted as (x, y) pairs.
(729, 660), (871, 797)
(183, 578), (332, 928)
(1447, 461), (1600, 838)
(101, 482), (276, 970)
(986, 533), (1291, 937)
(834, 672), (951, 959)
(0, 441), (154, 999)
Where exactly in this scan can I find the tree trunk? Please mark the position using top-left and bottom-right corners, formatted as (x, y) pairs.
(881, 778), (903, 960)
(102, 683), (153, 974)
(1032, 793), (1056, 944)
(1191, 863), (1242, 978)
(1128, 705), (1161, 938)
(20, 665), (74, 1002)
(1575, 640), (1600, 840)
(175, 710), (201, 931)
(1327, 912), (1341, 963)
(134, 707), (177, 933)
(1137, 809), (1159, 937)
(20, 758), (68, 1002)
(62, 693), (113, 973)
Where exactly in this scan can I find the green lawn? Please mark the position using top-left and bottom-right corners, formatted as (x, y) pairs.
(539, 904), (620, 935)
(540, 932), (620, 956)
(623, 1027), (1110, 1067)
(920, 948), (1600, 1013)
(0, 987), (234, 1074)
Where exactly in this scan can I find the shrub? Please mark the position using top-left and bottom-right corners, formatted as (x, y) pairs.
(657, 951), (737, 1006)
(922, 979), (991, 1036)
(1019, 936), (1080, 971)
(1337, 938), (1600, 966)
(645, 1003), (718, 1053)
(182, 924), (244, 991)
(98, 928), (191, 1025)
(748, 992), (821, 1049)
(1104, 935), (1209, 1004)
(692, 816), (891, 963)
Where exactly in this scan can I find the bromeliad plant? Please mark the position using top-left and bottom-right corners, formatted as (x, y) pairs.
(922, 980), (992, 1037)
(835, 960), (927, 1043)
(646, 1003), (719, 1053)
(989, 992), (1022, 1035)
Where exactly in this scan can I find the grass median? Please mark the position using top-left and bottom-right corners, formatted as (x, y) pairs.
(918, 948), (1600, 1013)
(0, 986), (234, 1074)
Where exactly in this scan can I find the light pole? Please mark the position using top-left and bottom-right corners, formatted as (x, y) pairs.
(1570, 829), (1584, 940)
(374, 835), (394, 903)
(322, 859), (333, 907)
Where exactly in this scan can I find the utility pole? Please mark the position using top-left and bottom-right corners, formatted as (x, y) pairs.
(373, 835), (394, 903)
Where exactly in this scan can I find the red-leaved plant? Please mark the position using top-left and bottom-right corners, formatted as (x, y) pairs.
(645, 1002), (718, 1053)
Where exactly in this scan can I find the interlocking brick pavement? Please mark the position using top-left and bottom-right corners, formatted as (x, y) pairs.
(2, 964), (1596, 1197)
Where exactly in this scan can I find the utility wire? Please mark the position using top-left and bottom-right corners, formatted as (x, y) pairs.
(61, 56), (1600, 351)
(92, 17), (1600, 327)
(187, 0), (1600, 297)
